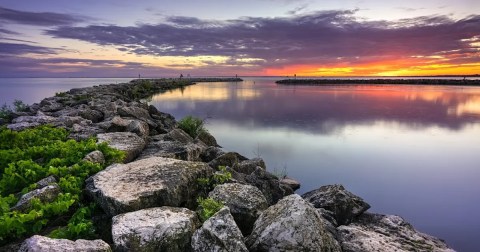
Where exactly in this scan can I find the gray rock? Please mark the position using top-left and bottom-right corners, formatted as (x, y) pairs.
(39, 99), (63, 112)
(200, 146), (225, 163)
(280, 177), (301, 191)
(302, 184), (370, 225)
(246, 194), (341, 252)
(125, 119), (149, 138)
(338, 212), (455, 252)
(112, 207), (199, 252)
(233, 158), (266, 174)
(118, 106), (151, 121)
(70, 124), (105, 141)
(79, 109), (104, 123)
(245, 167), (293, 205)
(19, 235), (111, 252)
(191, 207), (248, 252)
(138, 138), (206, 162)
(164, 128), (194, 144)
(8, 111), (57, 131)
(35, 175), (57, 189)
(11, 184), (61, 212)
(208, 152), (248, 170)
(86, 157), (213, 216)
(83, 150), (105, 164)
(208, 183), (268, 235)
(97, 132), (146, 162)
(196, 130), (218, 147)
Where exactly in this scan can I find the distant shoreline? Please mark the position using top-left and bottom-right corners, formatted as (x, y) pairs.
(276, 78), (480, 86)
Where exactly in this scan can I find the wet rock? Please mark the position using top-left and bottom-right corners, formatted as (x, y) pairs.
(280, 177), (301, 191)
(86, 157), (213, 216)
(338, 212), (455, 252)
(11, 184), (61, 212)
(208, 152), (248, 170)
(35, 175), (57, 189)
(112, 207), (199, 252)
(246, 194), (341, 252)
(97, 132), (146, 162)
(208, 183), (268, 235)
(200, 146), (225, 163)
(191, 207), (248, 252)
(302, 184), (370, 225)
(233, 158), (266, 174)
(18, 235), (111, 252)
(197, 130), (218, 147)
(245, 167), (293, 205)
(83, 150), (105, 164)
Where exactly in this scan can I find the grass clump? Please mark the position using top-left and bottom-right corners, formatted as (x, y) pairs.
(196, 197), (223, 222)
(197, 166), (232, 195)
(0, 125), (124, 244)
(178, 116), (207, 138)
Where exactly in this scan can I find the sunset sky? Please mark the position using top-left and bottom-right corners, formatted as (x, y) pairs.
(0, 0), (479, 77)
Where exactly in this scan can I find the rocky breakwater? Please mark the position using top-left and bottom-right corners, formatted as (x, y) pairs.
(5, 78), (455, 251)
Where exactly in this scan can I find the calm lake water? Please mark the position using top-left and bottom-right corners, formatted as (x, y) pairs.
(1, 77), (479, 251)
(150, 77), (480, 252)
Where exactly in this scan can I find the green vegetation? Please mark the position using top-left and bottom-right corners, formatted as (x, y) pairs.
(55, 92), (68, 97)
(178, 115), (207, 138)
(0, 99), (28, 122)
(0, 125), (124, 244)
(197, 166), (232, 195)
(196, 197), (223, 222)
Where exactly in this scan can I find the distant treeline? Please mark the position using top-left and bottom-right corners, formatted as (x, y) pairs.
(276, 78), (480, 86)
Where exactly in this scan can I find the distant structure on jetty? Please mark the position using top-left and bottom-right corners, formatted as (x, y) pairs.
(276, 78), (480, 86)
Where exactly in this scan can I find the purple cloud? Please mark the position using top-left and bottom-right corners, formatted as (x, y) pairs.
(0, 42), (57, 55)
(45, 10), (480, 68)
(0, 6), (86, 26)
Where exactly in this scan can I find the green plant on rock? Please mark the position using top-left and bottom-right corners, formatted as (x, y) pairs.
(178, 115), (207, 138)
(13, 100), (28, 112)
(196, 197), (223, 222)
(0, 125), (124, 244)
(197, 166), (232, 195)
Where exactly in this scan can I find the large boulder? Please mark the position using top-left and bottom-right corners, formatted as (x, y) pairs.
(18, 235), (111, 252)
(191, 207), (248, 252)
(112, 207), (199, 252)
(7, 111), (57, 131)
(280, 177), (301, 191)
(11, 184), (61, 212)
(338, 212), (455, 252)
(208, 183), (268, 235)
(245, 167), (293, 205)
(79, 108), (104, 123)
(86, 157), (213, 216)
(302, 184), (370, 225)
(246, 194), (341, 252)
(164, 128), (193, 144)
(97, 132), (146, 162)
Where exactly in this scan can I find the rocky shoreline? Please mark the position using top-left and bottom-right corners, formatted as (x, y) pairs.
(276, 78), (480, 86)
(3, 79), (455, 251)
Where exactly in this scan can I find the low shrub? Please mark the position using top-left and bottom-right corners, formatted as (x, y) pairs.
(196, 197), (223, 222)
(178, 115), (207, 138)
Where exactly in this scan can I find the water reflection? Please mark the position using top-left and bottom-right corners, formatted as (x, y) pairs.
(151, 79), (480, 133)
(150, 78), (480, 251)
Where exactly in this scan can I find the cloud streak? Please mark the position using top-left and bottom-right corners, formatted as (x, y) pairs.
(45, 10), (480, 69)
(0, 6), (86, 26)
